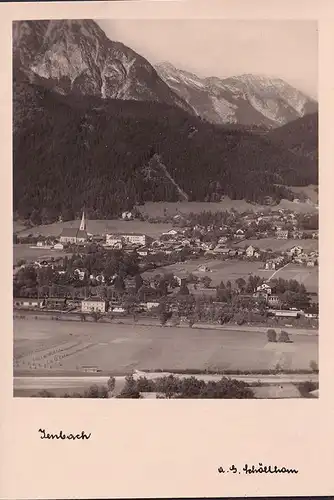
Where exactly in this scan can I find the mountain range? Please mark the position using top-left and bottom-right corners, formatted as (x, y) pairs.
(155, 62), (317, 129)
(12, 19), (318, 221)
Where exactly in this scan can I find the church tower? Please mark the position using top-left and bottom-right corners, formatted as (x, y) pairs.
(79, 210), (86, 231)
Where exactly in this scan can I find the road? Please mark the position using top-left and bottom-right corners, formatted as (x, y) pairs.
(267, 262), (290, 280)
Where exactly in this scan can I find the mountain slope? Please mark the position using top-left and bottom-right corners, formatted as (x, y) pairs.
(155, 62), (318, 129)
(13, 78), (317, 221)
(268, 113), (318, 163)
(13, 20), (192, 113)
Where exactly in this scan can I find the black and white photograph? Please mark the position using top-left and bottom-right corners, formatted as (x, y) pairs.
(13, 18), (319, 399)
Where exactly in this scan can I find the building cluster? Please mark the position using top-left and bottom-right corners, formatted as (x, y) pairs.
(13, 208), (319, 324)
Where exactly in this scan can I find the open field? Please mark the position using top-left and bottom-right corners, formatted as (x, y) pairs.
(143, 259), (264, 286)
(235, 238), (318, 252)
(13, 244), (72, 265)
(264, 263), (318, 293)
(137, 198), (318, 217)
(14, 319), (318, 376)
(14, 219), (174, 239)
(288, 185), (318, 204)
(142, 258), (318, 292)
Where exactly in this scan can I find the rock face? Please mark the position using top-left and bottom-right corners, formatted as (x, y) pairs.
(155, 62), (318, 129)
(13, 20), (192, 113)
(13, 20), (317, 129)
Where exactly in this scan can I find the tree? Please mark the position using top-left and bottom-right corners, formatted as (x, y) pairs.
(201, 276), (212, 288)
(158, 278), (168, 296)
(178, 282), (190, 295)
(91, 311), (103, 322)
(278, 330), (291, 343)
(114, 275), (125, 292)
(160, 310), (172, 326)
(235, 277), (246, 292)
(310, 360), (319, 373)
(107, 376), (116, 393)
(267, 329), (277, 342)
(118, 375), (141, 398)
(84, 384), (109, 398)
(135, 274), (144, 292)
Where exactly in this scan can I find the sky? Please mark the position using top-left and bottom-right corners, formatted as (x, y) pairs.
(97, 19), (318, 98)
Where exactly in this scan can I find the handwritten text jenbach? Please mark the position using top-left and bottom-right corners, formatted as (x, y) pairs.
(218, 463), (299, 475)
(38, 429), (91, 440)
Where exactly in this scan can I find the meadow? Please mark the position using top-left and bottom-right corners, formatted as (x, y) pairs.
(14, 319), (318, 376)
(13, 244), (72, 265)
(14, 219), (174, 239)
(142, 258), (318, 293)
(137, 198), (318, 217)
(143, 259), (264, 286)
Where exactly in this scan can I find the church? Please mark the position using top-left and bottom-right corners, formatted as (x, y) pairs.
(59, 211), (88, 244)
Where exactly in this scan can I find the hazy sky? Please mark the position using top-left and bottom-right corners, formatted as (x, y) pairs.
(98, 19), (318, 98)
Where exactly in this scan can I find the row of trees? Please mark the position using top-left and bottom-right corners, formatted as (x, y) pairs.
(36, 375), (254, 399)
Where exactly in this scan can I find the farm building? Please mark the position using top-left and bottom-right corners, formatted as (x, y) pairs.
(257, 283), (272, 295)
(234, 229), (245, 239)
(81, 298), (106, 313)
(267, 295), (282, 308)
(53, 243), (64, 250)
(276, 230), (289, 239)
(13, 298), (44, 309)
(269, 310), (301, 319)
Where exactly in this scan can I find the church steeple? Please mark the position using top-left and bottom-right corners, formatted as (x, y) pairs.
(79, 210), (86, 231)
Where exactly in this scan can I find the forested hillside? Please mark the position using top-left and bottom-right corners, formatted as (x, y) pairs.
(268, 113), (318, 163)
(13, 77), (318, 221)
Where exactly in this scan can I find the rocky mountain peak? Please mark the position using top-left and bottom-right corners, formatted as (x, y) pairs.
(13, 20), (192, 112)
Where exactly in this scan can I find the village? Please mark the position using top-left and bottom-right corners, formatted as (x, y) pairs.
(13, 207), (319, 327)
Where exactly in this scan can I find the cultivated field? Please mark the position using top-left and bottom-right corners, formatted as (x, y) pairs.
(235, 238), (318, 252)
(14, 219), (174, 239)
(14, 319), (318, 375)
(138, 198), (318, 217)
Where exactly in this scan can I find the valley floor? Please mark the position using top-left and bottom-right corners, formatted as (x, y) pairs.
(14, 318), (318, 398)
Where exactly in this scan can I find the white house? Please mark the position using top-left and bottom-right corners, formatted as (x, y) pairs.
(137, 248), (149, 257)
(74, 269), (86, 281)
(105, 234), (123, 247)
(146, 301), (160, 310)
(53, 243), (64, 250)
(106, 233), (149, 247)
(162, 229), (178, 236)
(234, 229), (245, 239)
(289, 246), (303, 257)
(81, 298), (106, 313)
(198, 265), (211, 272)
(121, 211), (133, 220)
(246, 245), (255, 257)
(265, 261), (276, 270)
(256, 283), (272, 295)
